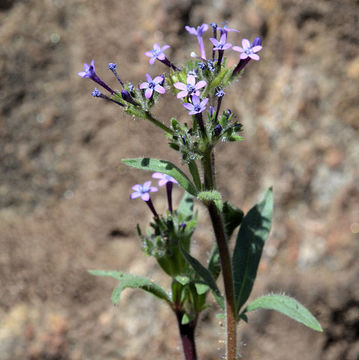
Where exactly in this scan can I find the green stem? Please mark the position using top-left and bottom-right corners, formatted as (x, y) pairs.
(144, 111), (174, 135)
(201, 149), (237, 360)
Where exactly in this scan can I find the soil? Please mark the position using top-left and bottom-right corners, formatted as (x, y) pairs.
(0, 0), (358, 359)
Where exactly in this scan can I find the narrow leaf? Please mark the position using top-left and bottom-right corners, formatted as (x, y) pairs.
(188, 160), (201, 190)
(244, 294), (323, 332)
(233, 188), (273, 313)
(208, 244), (221, 280)
(179, 246), (224, 309)
(89, 270), (171, 305)
(122, 158), (198, 196)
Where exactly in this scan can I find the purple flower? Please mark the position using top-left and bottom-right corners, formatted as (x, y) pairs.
(174, 75), (207, 99)
(210, 33), (232, 51)
(185, 24), (209, 37)
(140, 74), (165, 99)
(233, 38), (262, 61)
(183, 95), (209, 115)
(185, 23), (209, 59)
(218, 21), (240, 38)
(78, 60), (115, 94)
(145, 43), (170, 65)
(152, 173), (178, 186)
(108, 62), (124, 87)
(130, 181), (158, 201)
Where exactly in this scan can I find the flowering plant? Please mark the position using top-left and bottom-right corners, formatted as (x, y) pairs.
(79, 21), (322, 360)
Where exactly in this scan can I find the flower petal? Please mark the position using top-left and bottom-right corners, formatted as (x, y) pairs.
(242, 39), (251, 49)
(143, 181), (152, 190)
(141, 193), (150, 201)
(152, 172), (165, 179)
(187, 75), (196, 86)
(183, 103), (194, 111)
(240, 53), (249, 60)
(232, 46), (243, 53)
(153, 76), (164, 84)
(174, 82), (187, 90)
(195, 80), (207, 90)
(145, 73), (152, 82)
(192, 94), (200, 105)
(140, 82), (148, 89)
(145, 88), (153, 99)
(130, 192), (141, 199)
(177, 90), (188, 99)
(154, 85), (166, 94)
(132, 184), (141, 192)
(209, 38), (219, 47)
(249, 53), (260, 61)
(251, 45), (262, 53)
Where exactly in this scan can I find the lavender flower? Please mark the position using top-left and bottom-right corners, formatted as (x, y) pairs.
(233, 38), (262, 61)
(198, 62), (206, 70)
(232, 37), (262, 76)
(140, 74), (165, 99)
(185, 23), (209, 59)
(130, 181), (158, 201)
(218, 21), (240, 41)
(152, 173), (178, 186)
(183, 95), (208, 115)
(145, 43), (170, 65)
(78, 59), (115, 94)
(210, 33), (232, 51)
(174, 75), (207, 99)
(152, 173), (178, 214)
(130, 181), (159, 217)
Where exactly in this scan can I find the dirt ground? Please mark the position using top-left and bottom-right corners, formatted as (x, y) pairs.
(0, 0), (358, 359)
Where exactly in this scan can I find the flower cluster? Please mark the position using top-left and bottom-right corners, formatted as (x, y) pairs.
(131, 173), (178, 216)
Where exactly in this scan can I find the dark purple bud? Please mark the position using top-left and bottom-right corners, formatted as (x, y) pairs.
(210, 23), (218, 30)
(207, 60), (215, 72)
(226, 109), (232, 119)
(209, 106), (214, 118)
(121, 90), (138, 106)
(234, 123), (243, 131)
(108, 63), (117, 71)
(213, 124), (222, 136)
(252, 37), (262, 47)
(198, 62), (206, 70)
(179, 222), (186, 230)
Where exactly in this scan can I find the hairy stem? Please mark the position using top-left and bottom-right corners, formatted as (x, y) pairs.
(144, 111), (174, 135)
(201, 149), (237, 360)
(176, 312), (198, 360)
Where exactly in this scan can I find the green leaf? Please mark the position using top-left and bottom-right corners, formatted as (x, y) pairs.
(223, 201), (244, 239)
(178, 192), (194, 218)
(233, 188), (273, 313)
(208, 244), (221, 280)
(195, 283), (209, 295)
(243, 294), (323, 332)
(89, 270), (171, 305)
(188, 160), (201, 190)
(122, 158), (198, 196)
(179, 246), (224, 310)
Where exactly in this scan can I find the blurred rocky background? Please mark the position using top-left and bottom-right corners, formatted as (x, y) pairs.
(0, 0), (358, 359)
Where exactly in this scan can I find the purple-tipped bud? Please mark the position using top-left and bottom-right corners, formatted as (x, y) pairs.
(108, 63), (117, 71)
(209, 106), (215, 118)
(215, 88), (225, 98)
(213, 124), (222, 136)
(91, 88), (101, 97)
(207, 60), (215, 72)
(179, 222), (186, 230)
(226, 109), (232, 119)
(108, 62), (124, 87)
(210, 23), (218, 30)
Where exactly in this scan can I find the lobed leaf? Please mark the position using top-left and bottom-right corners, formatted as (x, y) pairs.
(243, 294), (323, 332)
(122, 158), (198, 196)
